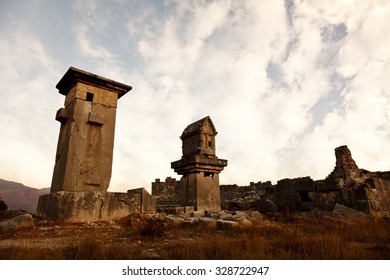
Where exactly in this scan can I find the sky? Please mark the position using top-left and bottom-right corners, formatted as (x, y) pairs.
(0, 0), (389, 192)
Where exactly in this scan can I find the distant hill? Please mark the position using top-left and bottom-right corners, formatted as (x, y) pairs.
(0, 179), (50, 213)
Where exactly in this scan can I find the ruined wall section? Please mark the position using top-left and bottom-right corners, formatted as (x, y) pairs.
(152, 177), (181, 208)
(220, 181), (271, 210)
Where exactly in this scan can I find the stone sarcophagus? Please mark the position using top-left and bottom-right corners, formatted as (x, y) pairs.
(171, 116), (227, 212)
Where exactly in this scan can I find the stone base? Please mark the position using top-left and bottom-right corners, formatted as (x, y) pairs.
(36, 191), (156, 223)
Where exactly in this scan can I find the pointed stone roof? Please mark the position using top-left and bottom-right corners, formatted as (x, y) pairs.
(180, 116), (217, 139)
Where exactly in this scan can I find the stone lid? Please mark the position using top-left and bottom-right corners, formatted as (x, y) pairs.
(56, 67), (132, 98)
(180, 116), (217, 139)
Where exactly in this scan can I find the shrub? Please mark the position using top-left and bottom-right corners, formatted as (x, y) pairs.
(0, 198), (8, 211)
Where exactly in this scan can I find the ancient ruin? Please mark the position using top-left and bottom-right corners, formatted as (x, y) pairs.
(37, 67), (155, 223)
(35, 68), (388, 223)
(170, 116), (228, 212)
(51, 67), (131, 192)
(154, 145), (390, 218)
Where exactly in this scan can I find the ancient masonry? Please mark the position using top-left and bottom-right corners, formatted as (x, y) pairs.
(171, 116), (227, 212)
(154, 145), (390, 217)
(37, 67), (155, 223)
(36, 67), (389, 222)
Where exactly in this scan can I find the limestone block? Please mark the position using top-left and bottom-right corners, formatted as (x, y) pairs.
(55, 108), (69, 123)
(64, 86), (77, 107)
(239, 218), (252, 227)
(0, 213), (34, 233)
(36, 191), (147, 223)
(250, 211), (263, 221)
(127, 188), (156, 213)
(216, 220), (239, 229)
(332, 203), (368, 221)
(87, 112), (104, 126)
(256, 199), (278, 212)
(198, 217), (217, 228)
(220, 213), (234, 221)
(184, 206), (195, 214)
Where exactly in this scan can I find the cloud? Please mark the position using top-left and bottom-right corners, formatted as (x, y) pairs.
(0, 27), (62, 187)
(1, 0), (389, 192)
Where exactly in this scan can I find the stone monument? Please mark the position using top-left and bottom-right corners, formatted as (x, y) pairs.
(171, 116), (227, 212)
(37, 67), (155, 223)
(51, 67), (131, 192)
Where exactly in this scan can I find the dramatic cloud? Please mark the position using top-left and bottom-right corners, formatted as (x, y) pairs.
(0, 0), (389, 191)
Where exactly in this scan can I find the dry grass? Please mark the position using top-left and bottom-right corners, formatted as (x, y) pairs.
(0, 214), (389, 260)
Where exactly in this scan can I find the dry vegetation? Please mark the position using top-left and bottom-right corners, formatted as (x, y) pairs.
(0, 213), (389, 260)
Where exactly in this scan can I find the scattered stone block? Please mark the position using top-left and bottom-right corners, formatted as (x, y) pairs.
(332, 203), (368, 221)
(193, 210), (205, 218)
(198, 217), (218, 229)
(220, 213), (234, 221)
(184, 206), (194, 214)
(239, 218), (252, 228)
(175, 207), (185, 215)
(250, 211), (263, 221)
(216, 220), (239, 230)
(257, 199), (278, 212)
(0, 213), (34, 233)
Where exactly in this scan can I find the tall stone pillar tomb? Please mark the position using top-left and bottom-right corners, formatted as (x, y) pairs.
(51, 67), (132, 192)
(171, 116), (227, 212)
(36, 68), (157, 223)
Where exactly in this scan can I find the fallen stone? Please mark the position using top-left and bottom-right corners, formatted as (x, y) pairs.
(332, 203), (368, 221)
(181, 219), (198, 227)
(175, 207), (185, 215)
(239, 218), (252, 227)
(216, 220), (239, 230)
(249, 211), (263, 221)
(163, 216), (179, 226)
(0, 213), (34, 233)
(220, 213), (235, 221)
(198, 217), (218, 229)
(184, 206), (195, 214)
(257, 199), (278, 212)
(234, 211), (248, 217)
(193, 210), (205, 218)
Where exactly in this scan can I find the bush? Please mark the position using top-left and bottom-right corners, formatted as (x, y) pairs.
(0, 198), (8, 211)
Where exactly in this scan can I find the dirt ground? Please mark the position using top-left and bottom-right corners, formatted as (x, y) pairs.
(0, 212), (389, 260)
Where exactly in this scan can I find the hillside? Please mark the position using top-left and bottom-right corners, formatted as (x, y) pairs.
(0, 179), (50, 213)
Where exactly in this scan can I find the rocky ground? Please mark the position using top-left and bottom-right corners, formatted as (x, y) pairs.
(0, 210), (389, 260)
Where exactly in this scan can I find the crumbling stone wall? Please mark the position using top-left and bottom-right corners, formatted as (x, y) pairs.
(220, 146), (389, 217)
(152, 177), (181, 209)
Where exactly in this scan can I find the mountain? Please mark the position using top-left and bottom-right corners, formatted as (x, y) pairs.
(0, 179), (50, 213)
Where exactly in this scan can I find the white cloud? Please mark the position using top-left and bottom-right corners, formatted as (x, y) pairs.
(0, 27), (61, 188)
(1, 0), (389, 191)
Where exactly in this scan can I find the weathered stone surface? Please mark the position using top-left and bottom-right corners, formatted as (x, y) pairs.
(0, 213), (34, 233)
(256, 199), (278, 212)
(215, 146), (390, 218)
(36, 191), (153, 223)
(163, 216), (185, 226)
(198, 217), (218, 228)
(220, 213), (235, 221)
(127, 188), (156, 214)
(216, 220), (239, 229)
(239, 218), (252, 227)
(170, 116), (227, 212)
(327, 145), (360, 183)
(51, 67), (132, 193)
(249, 211), (263, 221)
(152, 177), (181, 207)
(332, 203), (368, 221)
